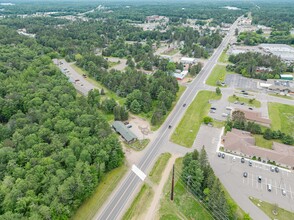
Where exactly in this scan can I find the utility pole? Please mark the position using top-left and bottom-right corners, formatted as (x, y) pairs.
(171, 164), (175, 201)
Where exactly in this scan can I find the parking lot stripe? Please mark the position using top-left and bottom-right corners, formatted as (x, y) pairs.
(274, 180), (277, 195)
(252, 174), (254, 187)
(289, 185), (293, 200)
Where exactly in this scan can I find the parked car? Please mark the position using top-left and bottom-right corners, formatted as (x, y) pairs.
(282, 189), (286, 196)
(240, 102), (245, 105)
(275, 167), (279, 173)
(248, 107), (253, 110)
(243, 172), (248, 178)
(249, 160), (252, 166)
(221, 153), (225, 159)
(218, 152), (222, 157)
(210, 107), (216, 110)
(270, 166), (275, 172)
(126, 124), (132, 128)
(258, 176), (262, 183)
(241, 157), (245, 163)
(267, 184), (272, 192)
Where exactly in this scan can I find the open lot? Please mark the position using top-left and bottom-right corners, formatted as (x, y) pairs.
(171, 90), (221, 148)
(268, 102), (294, 136)
(206, 64), (233, 86)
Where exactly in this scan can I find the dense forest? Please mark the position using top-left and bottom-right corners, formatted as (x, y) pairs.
(227, 52), (287, 80)
(0, 26), (124, 219)
(181, 148), (250, 220)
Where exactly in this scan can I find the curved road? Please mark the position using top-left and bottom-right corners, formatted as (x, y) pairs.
(96, 17), (241, 220)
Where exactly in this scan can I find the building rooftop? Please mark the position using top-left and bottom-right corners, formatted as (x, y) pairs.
(112, 121), (137, 143)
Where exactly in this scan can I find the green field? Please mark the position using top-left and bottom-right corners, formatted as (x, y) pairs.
(228, 95), (261, 108)
(162, 49), (179, 56)
(158, 158), (213, 220)
(250, 197), (294, 220)
(269, 94), (293, 100)
(125, 139), (150, 151)
(72, 164), (128, 220)
(122, 184), (154, 220)
(206, 64), (233, 86)
(218, 50), (229, 63)
(268, 103), (294, 136)
(171, 90), (221, 148)
(149, 153), (171, 184)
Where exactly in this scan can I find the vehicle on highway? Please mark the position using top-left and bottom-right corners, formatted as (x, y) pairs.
(258, 176), (262, 183)
(282, 189), (286, 196)
(241, 157), (245, 163)
(243, 172), (248, 178)
(221, 153), (225, 159)
(183, 103), (186, 107)
(267, 184), (272, 192)
(249, 160), (252, 166)
(275, 167), (279, 173)
(168, 125), (172, 129)
(270, 166), (275, 172)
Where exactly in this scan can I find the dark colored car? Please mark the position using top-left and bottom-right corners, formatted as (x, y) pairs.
(168, 125), (172, 129)
(275, 167), (279, 173)
(221, 153), (225, 159)
(183, 103), (186, 107)
(243, 172), (248, 178)
(218, 152), (222, 157)
(249, 161), (252, 166)
(249, 107), (253, 110)
(241, 157), (245, 163)
(210, 107), (216, 110)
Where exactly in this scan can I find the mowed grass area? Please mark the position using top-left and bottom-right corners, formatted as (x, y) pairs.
(149, 153), (171, 184)
(250, 197), (294, 220)
(125, 139), (150, 151)
(268, 102), (294, 136)
(228, 95), (261, 108)
(270, 94), (293, 100)
(72, 164), (128, 220)
(171, 90), (221, 148)
(151, 85), (186, 131)
(162, 49), (179, 56)
(158, 158), (213, 220)
(71, 64), (125, 105)
(206, 64), (233, 86)
(122, 153), (172, 219)
(122, 184), (154, 220)
(254, 134), (273, 149)
(218, 50), (229, 63)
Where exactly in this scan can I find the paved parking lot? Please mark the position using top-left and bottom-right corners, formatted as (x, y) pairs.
(225, 74), (259, 90)
(215, 153), (294, 213)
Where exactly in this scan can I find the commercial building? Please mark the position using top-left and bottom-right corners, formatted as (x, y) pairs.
(259, 79), (294, 95)
(112, 121), (137, 143)
(173, 70), (188, 80)
(180, 57), (196, 64)
(234, 109), (271, 127)
(259, 44), (294, 64)
(222, 129), (294, 169)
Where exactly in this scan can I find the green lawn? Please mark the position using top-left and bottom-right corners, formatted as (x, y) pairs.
(158, 158), (213, 220)
(228, 95), (261, 108)
(150, 85), (186, 131)
(218, 50), (229, 63)
(268, 103), (294, 137)
(122, 184), (154, 220)
(72, 164), (128, 220)
(250, 197), (294, 220)
(171, 90), (221, 148)
(269, 94), (293, 100)
(125, 139), (150, 151)
(70, 64), (125, 105)
(254, 134), (273, 149)
(149, 153), (171, 184)
(206, 64), (233, 86)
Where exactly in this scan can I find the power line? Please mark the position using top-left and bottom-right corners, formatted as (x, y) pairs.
(173, 168), (230, 220)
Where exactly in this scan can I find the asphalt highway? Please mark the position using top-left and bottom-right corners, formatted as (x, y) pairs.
(96, 17), (241, 220)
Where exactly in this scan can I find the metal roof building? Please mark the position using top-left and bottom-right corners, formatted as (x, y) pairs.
(112, 121), (137, 143)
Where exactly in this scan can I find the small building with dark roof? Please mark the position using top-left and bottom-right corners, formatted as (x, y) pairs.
(112, 121), (137, 143)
